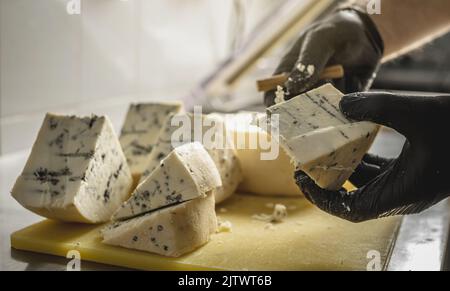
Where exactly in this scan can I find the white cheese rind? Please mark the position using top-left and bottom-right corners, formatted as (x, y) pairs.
(11, 114), (133, 224)
(112, 142), (222, 221)
(141, 113), (242, 204)
(225, 113), (302, 196)
(119, 102), (183, 178)
(102, 193), (217, 258)
(205, 114), (243, 203)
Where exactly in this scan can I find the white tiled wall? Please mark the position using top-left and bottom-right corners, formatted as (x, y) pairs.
(137, 0), (230, 100)
(0, 0), (285, 155)
(0, 0), (82, 118)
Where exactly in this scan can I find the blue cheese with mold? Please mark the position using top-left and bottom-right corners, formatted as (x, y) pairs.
(141, 113), (242, 204)
(102, 193), (217, 257)
(119, 102), (183, 179)
(264, 84), (349, 141)
(285, 122), (379, 190)
(11, 113), (133, 224)
(112, 142), (222, 221)
(261, 84), (379, 190)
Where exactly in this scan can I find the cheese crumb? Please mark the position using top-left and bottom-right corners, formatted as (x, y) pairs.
(296, 63), (315, 79)
(252, 204), (288, 223)
(271, 204), (287, 222)
(342, 202), (351, 212)
(297, 63), (306, 72)
(274, 86), (286, 104)
(218, 220), (233, 233)
(306, 65), (315, 77)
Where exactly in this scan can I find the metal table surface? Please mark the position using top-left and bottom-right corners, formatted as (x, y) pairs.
(1, 129), (449, 271)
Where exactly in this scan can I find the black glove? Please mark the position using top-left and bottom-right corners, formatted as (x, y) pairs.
(295, 92), (450, 223)
(264, 8), (384, 107)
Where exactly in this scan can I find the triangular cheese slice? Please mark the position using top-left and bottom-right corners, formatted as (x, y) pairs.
(285, 122), (379, 190)
(119, 102), (183, 180)
(102, 193), (217, 258)
(112, 142), (221, 220)
(261, 84), (379, 190)
(265, 84), (349, 140)
(141, 113), (242, 204)
(11, 113), (133, 224)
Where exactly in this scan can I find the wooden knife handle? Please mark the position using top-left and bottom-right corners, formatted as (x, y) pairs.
(256, 64), (344, 92)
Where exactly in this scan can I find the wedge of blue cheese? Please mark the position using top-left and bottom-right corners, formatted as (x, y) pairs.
(141, 113), (242, 204)
(285, 122), (378, 190)
(112, 142), (222, 221)
(261, 84), (379, 190)
(11, 114), (133, 224)
(119, 102), (183, 181)
(264, 84), (349, 141)
(102, 193), (217, 257)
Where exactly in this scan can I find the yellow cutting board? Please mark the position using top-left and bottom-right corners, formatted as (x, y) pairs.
(11, 192), (401, 271)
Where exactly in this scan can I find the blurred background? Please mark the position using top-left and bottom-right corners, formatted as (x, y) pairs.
(0, 0), (286, 155)
(0, 0), (449, 157)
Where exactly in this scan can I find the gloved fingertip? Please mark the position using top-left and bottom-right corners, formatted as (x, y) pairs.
(340, 93), (365, 109)
(339, 93), (371, 120)
(294, 169), (307, 177)
(343, 92), (367, 98)
(294, 170), (313, 185)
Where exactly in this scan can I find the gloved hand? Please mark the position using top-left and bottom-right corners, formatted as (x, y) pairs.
(264, 8), (384, 107)
(295, 92), (450, 222)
